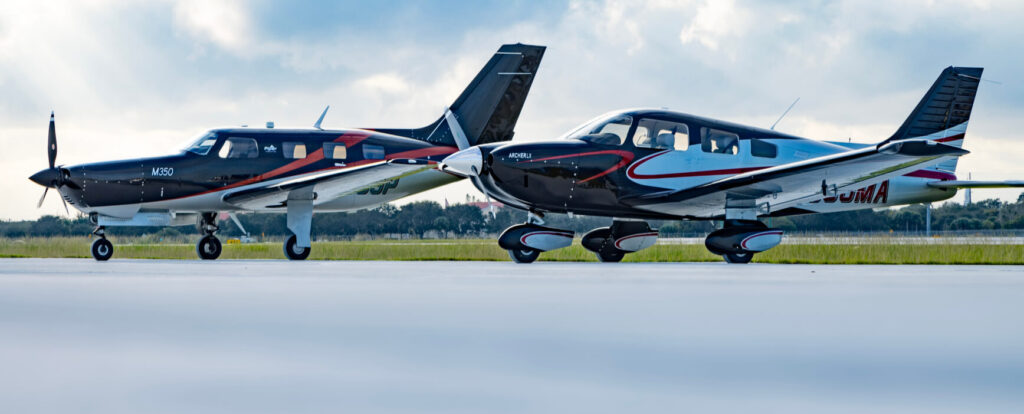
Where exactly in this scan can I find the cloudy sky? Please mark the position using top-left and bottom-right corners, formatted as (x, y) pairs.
(2, 0), (1023, 220)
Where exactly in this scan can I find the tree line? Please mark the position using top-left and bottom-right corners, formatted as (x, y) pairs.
(3, 192), (1024, 239)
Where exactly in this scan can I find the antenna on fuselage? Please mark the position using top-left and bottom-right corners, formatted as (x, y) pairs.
(770, 97), (800, 131)
(313, 105), (330, 130)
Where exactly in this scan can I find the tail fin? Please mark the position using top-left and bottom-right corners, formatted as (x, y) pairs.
(376, 43), (546, 149)
(882, 66), (983, 172)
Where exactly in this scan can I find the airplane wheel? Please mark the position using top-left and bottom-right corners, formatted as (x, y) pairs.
(595, 250), (625, 263)
(508, 248), (540, 264)
(196, 235), (222, 260)
(723, 252), (753, 264)
(284, 235), (311, 261)
(91, 238), (113, 261)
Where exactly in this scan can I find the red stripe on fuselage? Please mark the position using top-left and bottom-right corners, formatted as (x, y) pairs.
(164, 131), (456, 202)
(521, 150), (635, 183)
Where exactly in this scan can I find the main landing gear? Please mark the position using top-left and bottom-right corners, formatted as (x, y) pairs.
(91, 225), (112, 261)
(581, 221), (659, 263)
(195, 212), (222, 260)
(283, 234), (311, 260)
(703, 219), (783, 264)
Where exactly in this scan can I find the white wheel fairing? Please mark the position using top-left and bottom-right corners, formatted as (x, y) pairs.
(738, 230), (783, 252)
(613, 231), (658, 252)
(519, 231), (573, 252)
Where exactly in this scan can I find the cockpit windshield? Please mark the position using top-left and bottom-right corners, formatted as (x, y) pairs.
(184, 131), (218, 155)
(561, 112), (634, 145)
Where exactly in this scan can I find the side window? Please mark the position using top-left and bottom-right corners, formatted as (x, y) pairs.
(363, 144), (385, 160)
(750, 139), (777, 158)
(324, 142), (347, 160)
(633, 118), (689, 151)
(701, 128), (739, 155)
(218, 137), (258, 159)
(283, 142), (307, 159)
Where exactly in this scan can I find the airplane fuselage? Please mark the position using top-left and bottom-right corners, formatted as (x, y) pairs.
(54, 127), (459, 219)
(469, 109), (959, 220)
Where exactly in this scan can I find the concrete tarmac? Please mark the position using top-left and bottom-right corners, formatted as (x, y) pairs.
(1, 259), (1023, 413)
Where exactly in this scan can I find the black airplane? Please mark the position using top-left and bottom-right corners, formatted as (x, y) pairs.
(442, 66), (1024, 263)
(29, 43), (545, 261)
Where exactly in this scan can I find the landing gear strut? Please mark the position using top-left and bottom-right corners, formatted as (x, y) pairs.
(195, 212), (222, 260)
(90, 225), (112, 261)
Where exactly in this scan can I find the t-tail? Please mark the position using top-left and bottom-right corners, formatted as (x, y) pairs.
(882, 66), (983, 173)
(375, 43), (546, 149)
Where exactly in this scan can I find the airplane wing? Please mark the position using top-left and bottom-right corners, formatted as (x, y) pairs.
(222, 159), (437, 210)
(622, 140), (968, 217)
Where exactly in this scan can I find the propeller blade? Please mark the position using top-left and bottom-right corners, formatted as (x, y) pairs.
(48, 111), (57, 169)
(37, 186), (49, 208)
(59, 192), (70, 215)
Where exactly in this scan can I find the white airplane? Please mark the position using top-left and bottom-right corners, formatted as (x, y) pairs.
(442, 66), (1024, 263)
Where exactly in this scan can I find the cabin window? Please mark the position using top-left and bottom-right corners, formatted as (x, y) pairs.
(218, 137), (259, 159)
(633, 119), (689, 151)
(750, 139), (777, 158)
(363, 144), (385, 160)
(283, 142), (307, 159)
(701, 128), (739, 155)
(324, 142), (347, 160)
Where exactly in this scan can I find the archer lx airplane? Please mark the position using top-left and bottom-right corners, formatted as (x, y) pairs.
(442, 66), (1024, 263)
(29, 43), (545, 261)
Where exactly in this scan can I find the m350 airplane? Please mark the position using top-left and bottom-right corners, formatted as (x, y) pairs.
(442, 66), (1024, 263)
(29, 43), (545, 261)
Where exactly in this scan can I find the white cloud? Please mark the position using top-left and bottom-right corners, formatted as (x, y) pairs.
(678, 0), (750, 52)
(172, 0), (253, 54)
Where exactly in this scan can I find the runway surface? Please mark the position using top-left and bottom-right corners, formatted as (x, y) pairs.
(1, 259), (1023, 413)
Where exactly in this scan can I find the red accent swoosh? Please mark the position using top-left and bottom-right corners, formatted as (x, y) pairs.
(521, 150), (635, 183)
(166, 132), (456, 202)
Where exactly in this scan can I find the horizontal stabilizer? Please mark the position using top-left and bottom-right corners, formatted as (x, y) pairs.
(927, 180), (1024, 189)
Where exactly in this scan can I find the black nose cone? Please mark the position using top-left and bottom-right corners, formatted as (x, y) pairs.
(29, 168), (58, 187)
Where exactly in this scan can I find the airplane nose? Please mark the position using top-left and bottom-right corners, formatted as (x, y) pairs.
(29, 168), (59, 187)
(441, 146), (483, 176)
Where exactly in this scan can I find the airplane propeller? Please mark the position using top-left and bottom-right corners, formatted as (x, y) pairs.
(29, 112), (70, 214)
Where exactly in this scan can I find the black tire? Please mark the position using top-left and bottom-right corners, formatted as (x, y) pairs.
(284, 235), (311, 260)
(595, 250), (625, 263)
(508, 248), (540, 264)
(723, 252), (753, 264)
(196, 235), (222, 260)
(91, 238), (113, 261)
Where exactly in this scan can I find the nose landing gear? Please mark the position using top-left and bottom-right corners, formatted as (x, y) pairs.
(90, 225), (112, 261)
(195, 212), (222, 260)
(498, 212), (573, 264)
